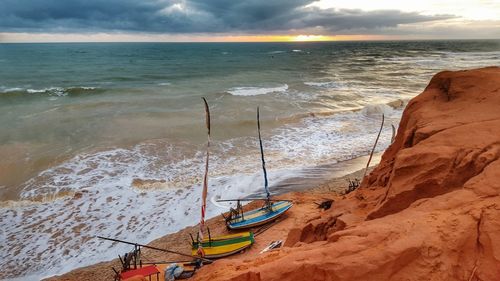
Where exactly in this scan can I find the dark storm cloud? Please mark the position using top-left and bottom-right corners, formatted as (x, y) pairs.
(0, 0), (454, 33)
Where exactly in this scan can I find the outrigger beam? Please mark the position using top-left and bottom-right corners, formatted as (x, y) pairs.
(97, 236), (213, 263)
(216, 198), (292, 202)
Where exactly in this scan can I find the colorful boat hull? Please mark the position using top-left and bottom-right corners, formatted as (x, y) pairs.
(191, 231), (254, 259)
(227, 200), (293, 230)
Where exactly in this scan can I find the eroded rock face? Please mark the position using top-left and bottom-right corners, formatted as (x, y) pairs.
(366, 67), (500, 219)
(192, 67), (500, 281)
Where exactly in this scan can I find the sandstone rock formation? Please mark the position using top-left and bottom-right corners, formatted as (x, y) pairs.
(191, 67), (500, 281)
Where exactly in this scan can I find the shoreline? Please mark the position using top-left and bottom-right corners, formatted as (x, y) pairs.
(43, 165), (373, 281)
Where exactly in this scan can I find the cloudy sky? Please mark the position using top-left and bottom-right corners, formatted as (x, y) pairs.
(0, 0), (499, 42)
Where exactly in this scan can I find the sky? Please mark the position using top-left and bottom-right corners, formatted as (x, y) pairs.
(0, 0), (499, 42)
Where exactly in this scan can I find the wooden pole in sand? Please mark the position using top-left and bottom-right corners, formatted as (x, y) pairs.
(363, 114), (385, 180)
(391, 124), (396, 143)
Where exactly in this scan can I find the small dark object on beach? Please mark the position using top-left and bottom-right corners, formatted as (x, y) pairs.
(315, 199), (334, 210)
(346, 178), (361, 194)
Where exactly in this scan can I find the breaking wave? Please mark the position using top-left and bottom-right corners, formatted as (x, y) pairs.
(0, 86), (100, 97)
(304, 81), (346, 89)
(227, 84), (289, 96)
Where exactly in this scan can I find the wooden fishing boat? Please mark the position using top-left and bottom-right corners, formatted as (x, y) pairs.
(221, 107), (293, 230)
(191, 98), (254, 259)
(225, 200), (292, 230)
(191, 231), (254, 258)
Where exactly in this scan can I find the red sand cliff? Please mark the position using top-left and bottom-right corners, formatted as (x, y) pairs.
(190, 67), (500, 281)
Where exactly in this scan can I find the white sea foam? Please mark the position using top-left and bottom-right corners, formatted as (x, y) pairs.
(304, 81), (345, 89)
(2, 87), (24, 93)
(361, 103), (395, 118)
(227, 84), (288, 96)
(292, 49), (302, 53)
(27, 87), (65, 95)
(158, 82), (171, 86)
(267, 51), (285, 54)
(0, 86), (97, 96)
(267, 106), (399, 165)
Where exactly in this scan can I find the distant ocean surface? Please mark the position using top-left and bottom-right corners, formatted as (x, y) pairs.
(1, 40), (499, 280)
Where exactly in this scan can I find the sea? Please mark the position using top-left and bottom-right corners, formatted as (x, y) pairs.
(1, 40), (499, 280)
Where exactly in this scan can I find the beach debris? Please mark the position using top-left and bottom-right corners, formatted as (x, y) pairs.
(118, 246), (141, 272)
(260, 240), (283, 254)
(345, 178), (361, 194)
(218, 107), (293, 230)
(143, 260), (200, 280)
(165, 263), (185, 281)
(363, 113), (385, 180)
(315, 199), (334, 210)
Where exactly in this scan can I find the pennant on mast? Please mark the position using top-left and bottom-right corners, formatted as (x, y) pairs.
(198, 97), (211, 257)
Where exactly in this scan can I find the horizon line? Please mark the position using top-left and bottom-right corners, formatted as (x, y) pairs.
(1, 38), (499, 44)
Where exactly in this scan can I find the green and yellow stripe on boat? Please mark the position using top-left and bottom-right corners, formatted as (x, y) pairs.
(191, 231), (254, 259)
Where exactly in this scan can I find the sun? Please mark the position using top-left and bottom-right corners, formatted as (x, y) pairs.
(291, 35), (332, 42)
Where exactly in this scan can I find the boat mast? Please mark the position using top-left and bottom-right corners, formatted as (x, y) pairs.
(198, 97), (211, 257)
(257, 107), (270, 200)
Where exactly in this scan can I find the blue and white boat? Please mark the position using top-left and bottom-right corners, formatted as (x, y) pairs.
(222, 107), (293, 230)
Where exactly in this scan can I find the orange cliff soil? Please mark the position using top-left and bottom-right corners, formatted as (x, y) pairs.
(190, 67), (500, 281)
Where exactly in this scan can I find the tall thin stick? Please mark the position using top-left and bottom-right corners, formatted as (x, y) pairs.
(257, 107), (270, 199)
(391, 124), (396, 143)
(363, 114), (385, 180)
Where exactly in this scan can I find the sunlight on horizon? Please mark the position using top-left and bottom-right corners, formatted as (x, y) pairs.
(0, 33), (392, 43)
(291, 35), (333, 42)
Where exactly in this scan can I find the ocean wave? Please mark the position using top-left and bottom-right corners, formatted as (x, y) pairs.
(0, 86), (100, 97)
(304, 81), (345, 89)
(227, 84), (288, 96)
(270, 99), (405, 125)
(158, 82), (171, 86)
(292, 49), (302, 53)
(1, 87), (24, 92)
(361, 103), (396, 118)
(267, 50), (285, 54)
